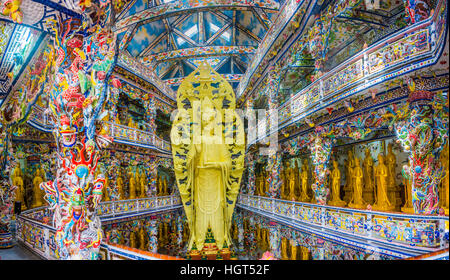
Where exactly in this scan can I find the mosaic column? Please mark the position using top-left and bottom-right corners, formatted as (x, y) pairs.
(267, 151), (282, 198)
(394, 90), (448, 214)
(268, 223), (280, 259)
(40, 6), (118, 259)
(308, 130), (334, 205)
(147, 95), (157, 135)
(147, 219), (158, 253)
(246, 153), (256, 195)
(0, 127), (15, 248)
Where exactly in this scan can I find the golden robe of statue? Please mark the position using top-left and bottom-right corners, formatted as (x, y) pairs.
(171, 63), (245, 252)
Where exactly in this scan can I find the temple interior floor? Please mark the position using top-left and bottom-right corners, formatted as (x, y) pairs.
(0, 242), (41, 260)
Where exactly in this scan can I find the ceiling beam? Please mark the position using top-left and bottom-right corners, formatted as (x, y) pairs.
(204, 23), (232, 46)
(114, 0), (280, 30)
(141, 45), (257, 66)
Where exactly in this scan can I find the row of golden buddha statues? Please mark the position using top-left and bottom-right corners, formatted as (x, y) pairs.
(255, 142), (449, 213)
(99, 166), (171, 201)
(12, 162), (46, 211)
(12, 161), (174, 209)
(240, 218), (311, 260)
(280, 237), (311, 260)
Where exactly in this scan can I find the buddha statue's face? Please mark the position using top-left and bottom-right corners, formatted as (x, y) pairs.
(388, 143), (393, 152)
(355, 158), (360, 165)
(378, 155), (384, 163)
(333, 161), (338, 168)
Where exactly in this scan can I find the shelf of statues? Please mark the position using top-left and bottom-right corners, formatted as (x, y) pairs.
(280, 237), (311, 260)
(250, 141), (450, 215)
(12, 163), (47, 212)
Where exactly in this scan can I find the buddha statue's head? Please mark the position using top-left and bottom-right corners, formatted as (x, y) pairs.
(388, 143), (393, 152)
(378, 154), (384, 164)
(333, 160), (338, 168)
(355, 157), (360, 165)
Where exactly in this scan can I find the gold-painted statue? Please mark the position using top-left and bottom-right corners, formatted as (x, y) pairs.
(32, 169), (44, 208)
(290, 242), (298, 260)
(363, 148), (374, 190)
(281, 237), (289, 260)
(280, 164), (287, 199)
(140, 171), (147, 198)
(401, 162), (414, 213)
(130, 231), (137, 248)
(300, 246), (310, 260)
(135, 169), (141, 197)
(128, 175), (136, 199)
(117, 173), (124, 200)
(139, 227), (147, 251)
(299, 162), (310, 202)
(170, 62), (245, 253)
(373, 155), (394, 211)
(348, 157), (366, 209)
(12, 165), (26, 211)
(287, 162), (296, 201)
(163, 177), (168, 195)
(328, 160), (346, 207)
(294, 160), (300, 199)
(263, 171), (270, 197)
(386, 143), (397, 188)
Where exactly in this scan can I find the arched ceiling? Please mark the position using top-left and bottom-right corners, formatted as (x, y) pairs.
(114, 0), (284, 92)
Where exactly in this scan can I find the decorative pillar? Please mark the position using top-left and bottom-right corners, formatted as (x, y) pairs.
(308, 127), (335, 204)
(267, 151), (282, 198)
(0, 126), (15, 248)
(146, 94), (157, 134)
(147, 219), (158, 253)
(40, 5), (118, 259)
(246, 153), (256, 195)
(268, 222), (280, 259)
(147, 157), (158, 196)
(394, 90), (448, 214)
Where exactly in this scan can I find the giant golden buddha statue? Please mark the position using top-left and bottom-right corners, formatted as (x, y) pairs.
(170, 62), (245, 254)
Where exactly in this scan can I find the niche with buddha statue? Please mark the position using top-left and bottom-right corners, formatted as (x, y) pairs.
(331, 136), (409, 212)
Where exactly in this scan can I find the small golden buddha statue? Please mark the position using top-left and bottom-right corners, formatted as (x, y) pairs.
(363, 148), (374, 189)
(138, 227), (147, 251)
(280, 165), (287, 199)
(346, 150), (355, 190)
(127, 117), (134, 128)
(157, 177), (163, 196)
(386, 143), (397, 189)
(264, 171), (270, 197)
(373, 155), (394, 211)
(13, 163), (23, 178)
(294, 160), (301, 199)
(135, 169), (141, 197)
(117, 174), (124, 200)
(290, 242), (298, 260)
(280, 237), (289, 260)
(163, 177), (168, 195)
(129, 176), (136, 199)
(158, 223), (164, 246)
(348, 157), (366, 209)
(130, 231), (137, 248)
(163, 222), (169, 244)
(258, 174), (265, 196)
(401, 162), (414, 213)
(140, 171), (147, 198)
(12, 170), (26, 211)
(299, 164), (310, 202)
(32, 169), (44, 208)
(287, 163), (296, 201)
(300, 246), (310, 260)
(328, 160), (346, 207)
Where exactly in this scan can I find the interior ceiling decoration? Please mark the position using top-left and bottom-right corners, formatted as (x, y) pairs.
(280, 0), (406, 95)
(0, 19), (44, 105)
(115, 0), (284, 92)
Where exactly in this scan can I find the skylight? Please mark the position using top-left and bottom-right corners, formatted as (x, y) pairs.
(185, 24), (198, 38)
